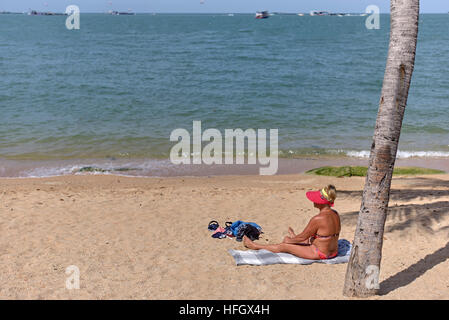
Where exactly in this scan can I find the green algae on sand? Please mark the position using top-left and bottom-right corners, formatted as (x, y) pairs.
(306, 166), (445, 177)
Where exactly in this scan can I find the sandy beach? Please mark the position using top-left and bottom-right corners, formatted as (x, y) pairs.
(1, 172), (448, 300)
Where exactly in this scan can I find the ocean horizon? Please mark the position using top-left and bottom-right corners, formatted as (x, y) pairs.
(1, 13), (448, 177)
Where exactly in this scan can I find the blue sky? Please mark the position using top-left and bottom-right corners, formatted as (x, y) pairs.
(1, 0), (447, 13)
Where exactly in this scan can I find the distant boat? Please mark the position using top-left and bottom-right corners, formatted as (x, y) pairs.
(28, 10), (66, 16)
(310, 11), (330, 16)
(255, 11), (269, 19)
(108, 10), (136, 15)
(0, 11), (21, 15)
(228, 13), (234, 16)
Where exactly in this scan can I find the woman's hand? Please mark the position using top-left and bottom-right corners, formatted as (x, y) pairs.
(283, 236), (295, 244)
(288, 227), (295, 238)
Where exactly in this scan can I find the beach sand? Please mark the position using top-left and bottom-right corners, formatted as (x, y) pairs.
(1, 173), (448, 300)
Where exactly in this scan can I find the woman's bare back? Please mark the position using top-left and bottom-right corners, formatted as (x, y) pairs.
(311, 208), (341, 255)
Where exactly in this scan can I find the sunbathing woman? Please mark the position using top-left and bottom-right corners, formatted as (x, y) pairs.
(243, 185), (340, 260)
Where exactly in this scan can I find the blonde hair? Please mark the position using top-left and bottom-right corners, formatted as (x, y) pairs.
(322, 184), (337, 203)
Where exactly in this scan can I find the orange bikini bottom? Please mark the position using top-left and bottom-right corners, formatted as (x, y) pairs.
(314, 246), (338, 260)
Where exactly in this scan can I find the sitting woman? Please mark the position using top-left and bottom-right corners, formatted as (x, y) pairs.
(243, 184), (340, 260)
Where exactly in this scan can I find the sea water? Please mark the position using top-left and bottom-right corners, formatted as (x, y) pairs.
(0, 14), (448, 176)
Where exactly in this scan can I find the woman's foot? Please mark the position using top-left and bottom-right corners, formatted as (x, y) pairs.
(243, 236), (257, 249)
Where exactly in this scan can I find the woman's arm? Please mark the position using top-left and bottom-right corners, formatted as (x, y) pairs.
(284, 217), (320, 245)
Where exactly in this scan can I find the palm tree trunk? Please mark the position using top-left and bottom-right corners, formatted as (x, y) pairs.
(343, 0), (420, 297)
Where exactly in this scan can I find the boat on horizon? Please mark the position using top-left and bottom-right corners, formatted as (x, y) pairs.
(310, 11), (330, 16)
(0, 11), (22, 15)
(255, 11), (269, 19)
(108, 10), (136, 15)
(28, 10), (66, 16)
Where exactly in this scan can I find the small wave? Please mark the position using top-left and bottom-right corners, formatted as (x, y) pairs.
(0, 159), (175, 178)
(24, 165), (84, 178)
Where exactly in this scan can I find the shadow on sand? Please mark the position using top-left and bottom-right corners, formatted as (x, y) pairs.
(378, 241), (449, 295)
(339, 177), (449, 295)
(340, 201), (449, 234)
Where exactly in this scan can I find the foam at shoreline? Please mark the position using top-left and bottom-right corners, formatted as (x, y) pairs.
(1, 153), (448, 178)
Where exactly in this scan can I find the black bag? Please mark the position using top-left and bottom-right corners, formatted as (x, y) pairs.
(236, 224), (261, 242)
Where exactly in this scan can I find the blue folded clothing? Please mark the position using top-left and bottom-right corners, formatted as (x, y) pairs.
(212, 232), (227, 239)
(230, 220), (262, 237)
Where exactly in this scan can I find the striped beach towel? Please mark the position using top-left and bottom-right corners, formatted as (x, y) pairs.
(228, 239), (352, 266)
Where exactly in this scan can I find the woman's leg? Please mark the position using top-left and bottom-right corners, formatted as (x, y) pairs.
(243, 236), (319, 260)
(282, 236), (310, 246)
